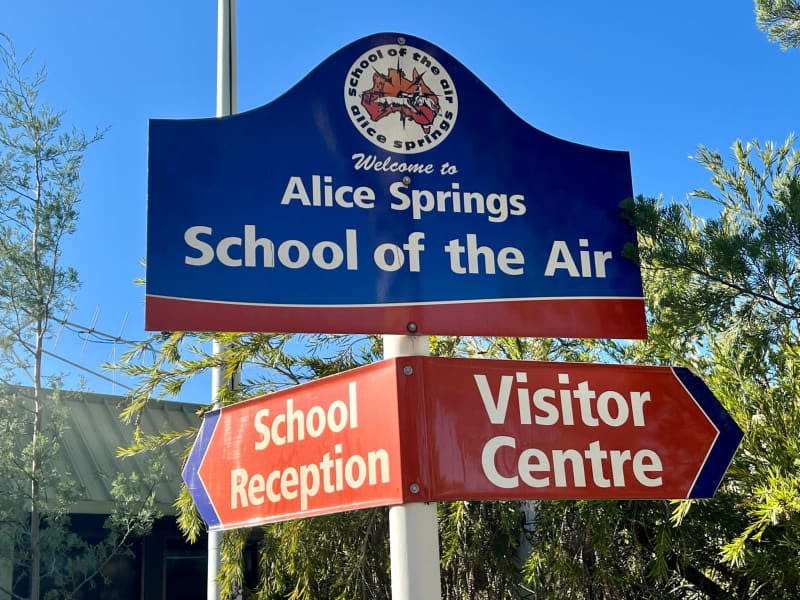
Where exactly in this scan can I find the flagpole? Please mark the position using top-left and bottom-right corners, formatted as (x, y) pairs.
(209, 1), (237, 598)
(216, 0), (237, 118)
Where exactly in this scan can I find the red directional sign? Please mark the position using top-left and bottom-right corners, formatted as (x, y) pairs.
(183, 360), (407, 530)
(184, 357), (742, 530)
(409, 357), (742, 501)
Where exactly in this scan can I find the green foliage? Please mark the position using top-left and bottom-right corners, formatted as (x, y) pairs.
(0, 33), (102, 347)
(51, 459), (164, 600)
(0, 386), (163, 599)
(0, 34), (160, 600)
(252, 510), (391, 599)
(755, 0), (800, 49)
(0, 386), (81, 595)
(630, 137), (800, 343)
(524, 500), (682, 599)
(113, 332), (379, 427)
(439, 501), (525, 599)
(523, 136), (800, 598)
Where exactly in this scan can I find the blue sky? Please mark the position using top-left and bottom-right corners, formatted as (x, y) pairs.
(3, 1), (798, 401)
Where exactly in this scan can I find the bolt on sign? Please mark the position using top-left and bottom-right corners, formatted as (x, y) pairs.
(183, 357), (742, 530)
(147, 32), (646, 339)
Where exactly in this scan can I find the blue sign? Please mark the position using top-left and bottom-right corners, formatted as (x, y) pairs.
(147, 33), (646, 337)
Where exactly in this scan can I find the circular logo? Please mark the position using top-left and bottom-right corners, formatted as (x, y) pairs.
(344, 43), (458, 154)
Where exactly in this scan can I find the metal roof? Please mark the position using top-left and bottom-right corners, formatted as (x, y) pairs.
(8, 387), (201, 515)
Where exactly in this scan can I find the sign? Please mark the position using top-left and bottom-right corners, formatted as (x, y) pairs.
(411, 357), (742, 501)
(182, 360), (407, 530)
(147, 33), (646, 338)
(183, 357), (742, 530)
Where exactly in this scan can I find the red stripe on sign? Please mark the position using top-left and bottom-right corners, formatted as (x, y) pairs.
(145, 295), (647, 339)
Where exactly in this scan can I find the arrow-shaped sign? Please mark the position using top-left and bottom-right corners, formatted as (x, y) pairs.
(183, 357), (743, 530)
(411, 358), (743, 502)
(182, 360), (407, 530)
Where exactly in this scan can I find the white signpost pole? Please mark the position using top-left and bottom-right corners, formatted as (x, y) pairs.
(207, 341), (225, 600)
(209, 1), (237, 598)
(384, 334), (442, 600)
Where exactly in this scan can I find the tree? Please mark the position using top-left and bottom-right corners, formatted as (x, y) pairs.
(522, 136), (800, 598)
(0, 34), (149, 599)
(629, 136), (800, 596)
(0, 385), (165, 599)
(0, 386), (83, 598)
(755, 0), (800, 49)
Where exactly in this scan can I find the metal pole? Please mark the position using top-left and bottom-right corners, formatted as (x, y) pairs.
(384, 334), (442, 600)
(209, 1), (237, 598)
(216, 0), (237, 118)
(208, 340), (225, 600)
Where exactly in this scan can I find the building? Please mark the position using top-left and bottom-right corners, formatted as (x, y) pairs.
(0, 387), (207, 599)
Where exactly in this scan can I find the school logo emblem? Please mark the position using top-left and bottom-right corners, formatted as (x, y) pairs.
(344, 43), (458, 154)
